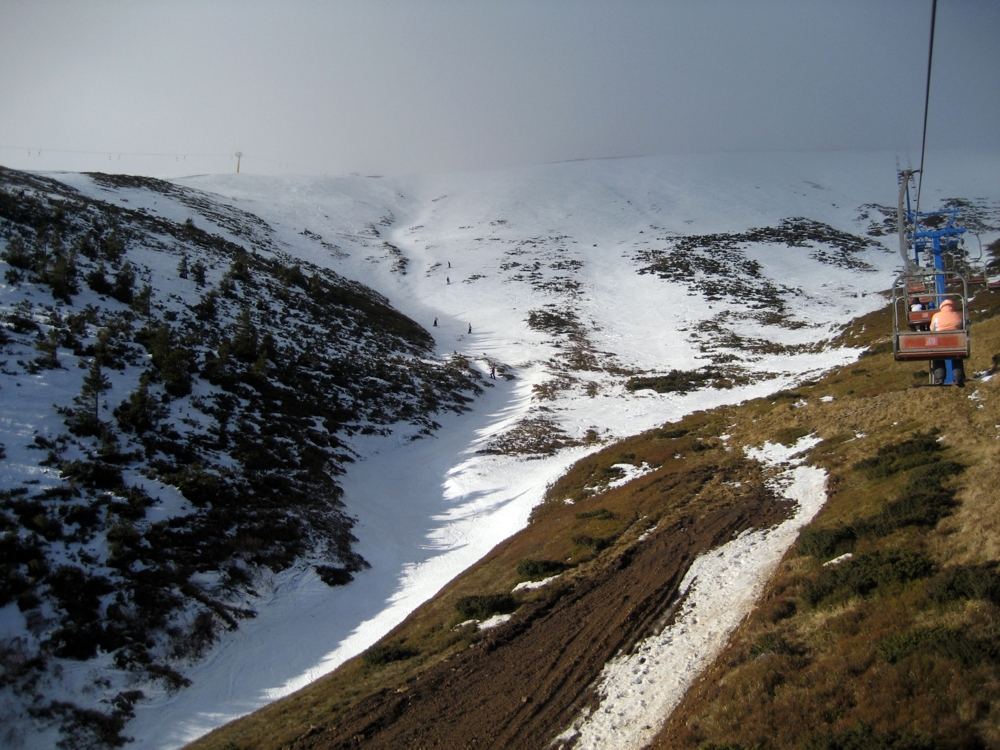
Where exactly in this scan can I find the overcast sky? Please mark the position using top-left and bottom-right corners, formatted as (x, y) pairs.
(1, 0), (997, 177)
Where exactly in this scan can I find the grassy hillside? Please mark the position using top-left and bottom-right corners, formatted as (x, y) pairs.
(188, 283), (1000, 749)
(653, 298), (1000, 749)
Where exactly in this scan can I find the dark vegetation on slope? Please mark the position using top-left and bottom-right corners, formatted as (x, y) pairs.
(191, 278), (1000, 750)
(634, 218), (885, 312)
(0, 167), (481, 746)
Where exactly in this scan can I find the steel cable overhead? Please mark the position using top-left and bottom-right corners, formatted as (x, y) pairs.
(915, 0), (938, 214)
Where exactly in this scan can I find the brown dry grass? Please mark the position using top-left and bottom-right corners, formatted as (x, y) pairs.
(652, 288), (1000, 750)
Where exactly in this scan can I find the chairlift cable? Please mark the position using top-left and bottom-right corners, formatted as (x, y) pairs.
(915, 0), (938, 214)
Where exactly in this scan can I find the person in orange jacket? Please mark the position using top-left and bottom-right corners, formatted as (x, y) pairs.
(930, 299), (965, 386)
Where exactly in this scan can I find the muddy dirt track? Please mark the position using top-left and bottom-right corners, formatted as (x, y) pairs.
(284, 488), (792, 750)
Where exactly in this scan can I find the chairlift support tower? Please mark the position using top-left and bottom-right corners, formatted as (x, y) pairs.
(892, 173), (970, 382)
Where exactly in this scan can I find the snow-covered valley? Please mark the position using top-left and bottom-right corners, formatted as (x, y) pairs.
(2, 149), (998, 748)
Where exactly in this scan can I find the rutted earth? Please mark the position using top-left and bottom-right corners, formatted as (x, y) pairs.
(282, 491), (792, 750)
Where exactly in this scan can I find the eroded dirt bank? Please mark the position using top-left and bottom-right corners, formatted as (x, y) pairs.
(284, 488), (792, 750)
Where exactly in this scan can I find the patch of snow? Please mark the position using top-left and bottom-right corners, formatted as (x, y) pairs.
(556, 435), (827, 749)
(513, 575), (559, 592)
(637, 525), (658, 543)
(823, 553), (854, 567)
(478, 613), (513, 630)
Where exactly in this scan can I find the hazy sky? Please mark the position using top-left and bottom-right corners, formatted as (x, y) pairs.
(1, 0), (997, 177)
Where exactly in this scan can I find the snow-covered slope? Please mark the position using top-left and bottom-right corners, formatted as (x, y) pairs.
(2, 149), (998, 748)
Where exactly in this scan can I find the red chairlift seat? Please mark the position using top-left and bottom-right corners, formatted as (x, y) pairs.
(895, 329), (969, 360)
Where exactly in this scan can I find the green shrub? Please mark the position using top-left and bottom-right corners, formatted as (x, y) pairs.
(927, 563), (1000, 605)
(773, 426), (810, 447)
(803, 550), (936, 606)
(575, 508), (615, 520)
(146, 663), (191, 691)
(315, 565), (353, 586)
(749, 632), (797, 658)
(878, 626), (1000, 667)
(797, 525), (857, 558)
(658, 427), (689, 439)
(86, 264), (114, 295)
(803, 723), (934, 750)
(455, 593), (517, 621)
(362, 643), (418, 668)
(46, 565), (114, 626)
(110, 261), (135, 303)
(626, 369), (719, 394)
(60, 460), (124, 491)
(46, 701), (133, 748)
(852, 431), (942, 479)
(572, 534), (616, 552)
(516, 559), (567, 580)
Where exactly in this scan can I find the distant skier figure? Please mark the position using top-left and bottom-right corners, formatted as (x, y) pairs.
(448, 261), (451, 268)
(489, 365), (496, 379)
(433, 317), (438, 327)
(468, 324), (472, 334)
(447, 277), (450, 284)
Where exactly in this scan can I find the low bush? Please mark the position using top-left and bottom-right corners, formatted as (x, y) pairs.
(626, 369), (719, 394)
(749, 632), (798, 658)
(362, 643), (419, 668)
(575, 508), (615, 521)
(516, 559), (567, 580)
(801, 443), (964, 559)
(802, 723), (934, 750)
(802, 549), (936, 606)
(852, 431), (942, 480)
(46, 701), (132, 750)
(657, 427), (689, 439)
(455, 593), (518, 621)
(571, 534), (617, 552)
(927, 563), (1000, 605)
(315, 565), (353, 586)
(797, 525), (856, 559)
(878, 626), (1000, 667)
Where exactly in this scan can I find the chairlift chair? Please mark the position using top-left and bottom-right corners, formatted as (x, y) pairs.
(892, 270), (970, 362)
(964, 235), (988, 285)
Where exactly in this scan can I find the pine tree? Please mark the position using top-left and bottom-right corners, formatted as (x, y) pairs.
(115, 371), (162, 432)
(191, 260), (207, 287)
(80, 358), (112, 423)
(34, 329), (61, 369)
(132, 283), (153, 323)
(230, 308), (258, 363)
